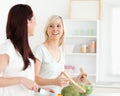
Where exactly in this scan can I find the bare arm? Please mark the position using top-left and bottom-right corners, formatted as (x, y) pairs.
(35, 60), (69, 87)
(0, 77), (21, 87)
(35, 59), (56, 86)
(0, 54), (8, 73)
(0, 54), (20, 87)
(0, 54), (38, 91)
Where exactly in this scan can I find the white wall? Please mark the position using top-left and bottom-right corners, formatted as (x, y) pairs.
(0, 0), (19, 45)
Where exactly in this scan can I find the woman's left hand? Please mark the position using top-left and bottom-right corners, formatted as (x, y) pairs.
(77, 72), (87, 82)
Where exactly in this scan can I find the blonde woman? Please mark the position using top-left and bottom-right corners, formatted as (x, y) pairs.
(34, 15), (87, 94)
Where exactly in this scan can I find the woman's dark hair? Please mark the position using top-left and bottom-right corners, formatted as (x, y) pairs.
(6, 4), (36, 70)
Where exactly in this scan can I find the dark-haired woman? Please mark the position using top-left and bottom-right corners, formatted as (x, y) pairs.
(0, 4), (38, 96)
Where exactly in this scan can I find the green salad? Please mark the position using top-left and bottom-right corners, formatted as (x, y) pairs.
(61, 82), (93, 96)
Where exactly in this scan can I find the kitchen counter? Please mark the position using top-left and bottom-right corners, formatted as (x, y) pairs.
(91, 93), (120, 96)
(34, 93), (120, 96)
(91, 87), (120, 96)
(94, 87), (120, 93)
(34, 87), (120, 96)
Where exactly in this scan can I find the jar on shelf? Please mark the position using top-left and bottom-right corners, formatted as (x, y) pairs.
(88, 28), (94, 36)
(88, 40), (96, 53)
(75, 29), (81, 35)
(80, 44), (87, 53)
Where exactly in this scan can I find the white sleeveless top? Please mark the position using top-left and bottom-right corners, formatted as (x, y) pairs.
(0, 39), (34, 96)
(34, 44), (65, 95)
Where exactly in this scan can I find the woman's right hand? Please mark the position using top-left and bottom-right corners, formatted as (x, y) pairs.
(54, 72), (70, 87)
(19, 77), (38, 92)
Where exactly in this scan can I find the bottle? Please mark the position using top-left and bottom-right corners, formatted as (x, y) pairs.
(80, 44), (87, 53)
(89, 40), (96, 53)
(88, 28), (94, 36)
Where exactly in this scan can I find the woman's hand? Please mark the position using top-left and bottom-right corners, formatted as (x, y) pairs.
(19, 77), (39, 92)
(77, 72), (87, 82)
(77, 68), (88, 83)
(54, 72), (70, 87)
(77, 68), (91, 84)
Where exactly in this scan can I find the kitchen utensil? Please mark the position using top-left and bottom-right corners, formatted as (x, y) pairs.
(37, 88), (56, 96)
(62, 72), (86, 93)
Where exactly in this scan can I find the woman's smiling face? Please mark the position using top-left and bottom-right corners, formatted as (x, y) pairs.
(47, 18), (64, 40)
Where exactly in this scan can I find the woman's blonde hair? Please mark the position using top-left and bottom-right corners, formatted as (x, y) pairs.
(44, 15), (65, 47)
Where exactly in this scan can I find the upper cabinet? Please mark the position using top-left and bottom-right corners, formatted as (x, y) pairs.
(69, 0), (101, 20)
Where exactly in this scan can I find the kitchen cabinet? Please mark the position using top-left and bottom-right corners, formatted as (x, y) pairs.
(69, 0), (101, 20)
(64, 19), (99, 83)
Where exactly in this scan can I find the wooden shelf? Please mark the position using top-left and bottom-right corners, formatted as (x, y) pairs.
(65, 53), (96, 56)
(65, 35), (97, 38)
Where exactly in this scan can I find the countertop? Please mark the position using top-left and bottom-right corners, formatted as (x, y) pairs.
(90, 93), (120, 96)
(34, 87), (120, 96)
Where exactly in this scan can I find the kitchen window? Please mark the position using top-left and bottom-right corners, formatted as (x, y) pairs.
(97, 1), (120, 84)
(112, 7), (120, 75)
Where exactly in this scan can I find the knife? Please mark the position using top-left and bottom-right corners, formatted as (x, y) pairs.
(37, 88), (56, 96)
